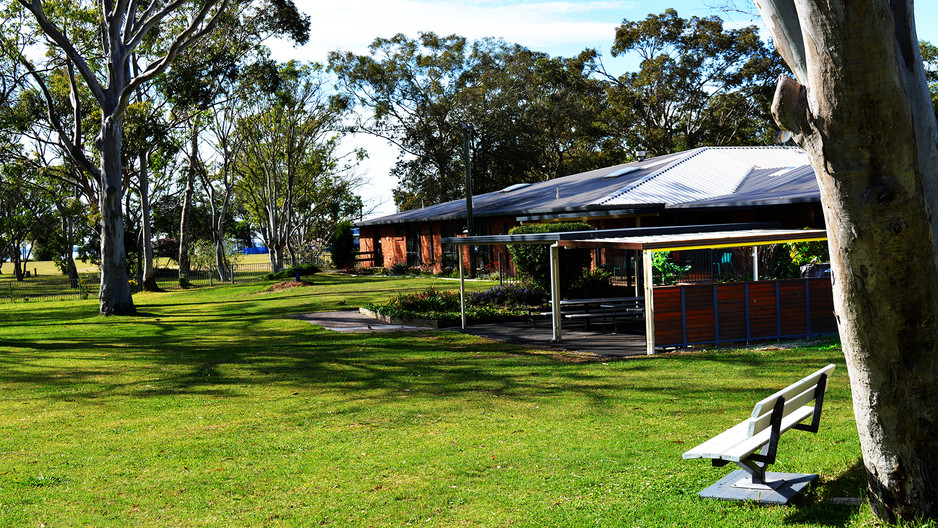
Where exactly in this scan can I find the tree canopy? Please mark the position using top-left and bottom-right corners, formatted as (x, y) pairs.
(330, 11), (787, 212)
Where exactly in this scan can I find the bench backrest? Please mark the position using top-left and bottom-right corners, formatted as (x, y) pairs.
(746, 364), (836, 437)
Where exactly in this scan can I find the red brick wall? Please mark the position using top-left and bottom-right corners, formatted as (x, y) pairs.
(381, 225), (405, 267)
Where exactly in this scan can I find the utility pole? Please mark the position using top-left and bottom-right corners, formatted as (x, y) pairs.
(462, 123), (476, 277)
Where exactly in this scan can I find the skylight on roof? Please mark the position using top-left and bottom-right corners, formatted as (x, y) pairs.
(768, 166), (797, 177)
(601, 167), (641, 179)
(499, 183), (532, 193)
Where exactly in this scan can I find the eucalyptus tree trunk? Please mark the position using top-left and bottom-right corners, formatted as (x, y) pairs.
(19, 0), (230, 315)
(139, 151), (157, 290)
(98, 113), (135, 315)
(179, 124), (198, 281)
(755, 0), (938, 521)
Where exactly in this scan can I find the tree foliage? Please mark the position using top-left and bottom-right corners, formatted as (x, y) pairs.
(507, 222), (592, 293)
(600, 9), (787, 156)
(330, 33), (614, 211)
(234, 61), (358, 272)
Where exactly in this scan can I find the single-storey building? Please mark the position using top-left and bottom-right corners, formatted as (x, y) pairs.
(356, 146), (824, 274)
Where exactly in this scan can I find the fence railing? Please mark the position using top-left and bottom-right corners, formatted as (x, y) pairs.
(0, 262), (274, 303)
(0, 276), (97, 302)
(149, 262), (273, 290)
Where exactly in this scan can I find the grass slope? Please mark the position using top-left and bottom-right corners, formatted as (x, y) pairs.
(0, 275), (877, 526)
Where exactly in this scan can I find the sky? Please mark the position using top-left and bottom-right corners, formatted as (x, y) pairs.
(266, 1), (938, 218)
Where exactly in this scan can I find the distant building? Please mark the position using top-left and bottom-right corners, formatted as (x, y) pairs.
(356, 146), (823, 273)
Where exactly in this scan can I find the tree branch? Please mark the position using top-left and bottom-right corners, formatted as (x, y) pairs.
(20, 57), (100, 179)
(119, 0), (229, 116)
(753, 0), (808, 82)
(18, 0), (106, 105)
(124, 0), (189, 52)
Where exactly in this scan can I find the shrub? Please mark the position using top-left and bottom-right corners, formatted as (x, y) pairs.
(571, 268), (611, 292)
(265, 263), (321, 281)
(469, 284), (546, 307)
(652, 252), (691, 285)
(386, 287), (460, 313)
(386, 261), (410, 276)
(760, 244), (800, 279)
(364, 286), (531, 321)
(507, 222), (592, 292)
(788, 239), (829, 265)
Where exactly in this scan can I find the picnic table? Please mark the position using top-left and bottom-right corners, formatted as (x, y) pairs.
(542, 296), (644, 332)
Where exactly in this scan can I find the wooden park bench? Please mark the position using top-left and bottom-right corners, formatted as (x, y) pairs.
(682, 364), (835, 505)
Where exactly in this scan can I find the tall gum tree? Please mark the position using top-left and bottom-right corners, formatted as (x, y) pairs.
(753, 0), (938, 521)
(18, 0), (231, 315)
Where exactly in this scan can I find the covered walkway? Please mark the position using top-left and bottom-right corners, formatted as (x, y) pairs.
(444, 223), (829, 355)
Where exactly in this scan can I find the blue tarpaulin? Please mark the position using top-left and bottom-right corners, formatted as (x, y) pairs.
(242, 247), (269, 255)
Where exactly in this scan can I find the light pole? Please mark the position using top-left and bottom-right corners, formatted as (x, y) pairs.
(462, 123), (476, 277)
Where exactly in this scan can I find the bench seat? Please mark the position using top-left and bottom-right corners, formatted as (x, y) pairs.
(683, 404), (815, 462)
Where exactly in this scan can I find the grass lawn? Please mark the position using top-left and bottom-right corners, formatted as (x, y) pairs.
(0, 274), (878, 526)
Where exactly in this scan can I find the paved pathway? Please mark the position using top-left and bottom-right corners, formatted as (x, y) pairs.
(289, 310), (433, 333)
(292, 310), (647, 358)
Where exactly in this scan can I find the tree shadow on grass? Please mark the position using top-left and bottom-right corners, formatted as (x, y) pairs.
(0, 277), (849, 417)
(784, 458), (867, 526)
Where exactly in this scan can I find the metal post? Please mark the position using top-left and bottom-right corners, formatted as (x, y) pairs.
(643, 250), (656, 355)
(459, 251), (467, 329)
(753, 247), (759, 281)
(462, 124), (476, 277)
(550, 243), (562, 342)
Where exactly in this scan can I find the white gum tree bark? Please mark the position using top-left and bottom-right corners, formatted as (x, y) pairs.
(754, 0), (938, 521)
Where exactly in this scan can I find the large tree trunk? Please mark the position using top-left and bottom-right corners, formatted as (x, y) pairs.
(98, 115), (135, 315)
(755, 0), (938, 521)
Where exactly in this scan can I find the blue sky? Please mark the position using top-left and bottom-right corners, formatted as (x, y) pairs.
(270, 1), (938, 217)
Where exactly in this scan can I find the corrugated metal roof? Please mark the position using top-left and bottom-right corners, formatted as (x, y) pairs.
(595, 147), (809, 206)
(356, 147), (818, 226)
(673, 164), (819, 208)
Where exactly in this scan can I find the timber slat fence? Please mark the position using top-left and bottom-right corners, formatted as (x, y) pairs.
(0, 262), (273, 303)
(653, 278), (837, 348)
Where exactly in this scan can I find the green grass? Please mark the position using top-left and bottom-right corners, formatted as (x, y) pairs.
(0, 275), (878, 526)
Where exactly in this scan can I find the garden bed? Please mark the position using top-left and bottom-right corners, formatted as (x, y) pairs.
(359, 306), (537, 328)
(361, 284), (547, 327)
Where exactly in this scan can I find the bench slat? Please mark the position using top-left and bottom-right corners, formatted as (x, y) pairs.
(681, 364), (835, 463)
(747, 384), (819, 436)
(721, 406), (816, 462)
(682, 420), (750, 459)
(749, 364), (835, 420)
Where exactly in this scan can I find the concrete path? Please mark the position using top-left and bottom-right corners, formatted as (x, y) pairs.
(292, 310), (647, 358)
(289, 310), (433, 333)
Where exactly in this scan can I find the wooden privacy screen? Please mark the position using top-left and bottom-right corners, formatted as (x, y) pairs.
(653, 278), (836, 348)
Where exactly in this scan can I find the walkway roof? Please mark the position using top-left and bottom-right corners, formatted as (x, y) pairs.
(441, 222), (827, 250)
(557, 228), (828, 252)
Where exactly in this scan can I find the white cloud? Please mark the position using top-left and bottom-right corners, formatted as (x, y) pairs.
(269, 0), (638, 63)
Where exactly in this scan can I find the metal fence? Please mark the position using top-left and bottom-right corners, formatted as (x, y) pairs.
(0, 262), (274, 303)
(0, 276), (96, 302)
(149, 262), (273, 290)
